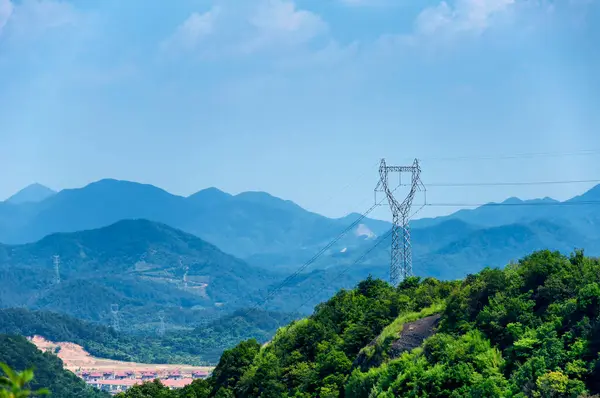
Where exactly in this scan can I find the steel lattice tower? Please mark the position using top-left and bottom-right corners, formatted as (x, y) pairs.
(157, 310), (166, 337)
(110, 304), (120, 332)
(52, 255), (61, 285)
(375, 158), (425, 286)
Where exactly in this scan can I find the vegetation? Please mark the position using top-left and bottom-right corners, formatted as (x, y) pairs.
(116, 274), (456, 397)
(0, 308), (294, 365)
(0, 335), (108, 398)
(0, 362), (49, 398)
(115, 250), (600, 397)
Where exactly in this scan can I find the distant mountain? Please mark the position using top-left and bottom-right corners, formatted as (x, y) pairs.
(0, 180), (391, 268)
(1, 179), (599, 296)
(354, 218), (598, 281)
(0, 219), (281, 327)
(5, 183), (56, 204)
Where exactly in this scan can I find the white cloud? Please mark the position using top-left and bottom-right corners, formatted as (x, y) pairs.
(241, 0), (327, 53)
(415, 0), (515, 36)
(0, 0), (13, 34)
(0, 0), (81, 40)
(163, 0), (327, 57)
(338, 0), (394, 6)
(161, 7), (219, 52)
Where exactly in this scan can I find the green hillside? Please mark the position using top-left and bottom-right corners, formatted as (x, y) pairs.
(0, 219), (282, 328)
(115, 250), (600, 397)
(0, 334), (108, 398)
(0, 307), (296, 365)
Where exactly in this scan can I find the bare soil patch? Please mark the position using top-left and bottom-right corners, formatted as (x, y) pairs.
(30, 335), (213, 374)
(388, 314), (440, 359)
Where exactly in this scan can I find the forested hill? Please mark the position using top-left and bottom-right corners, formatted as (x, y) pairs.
(0, 307), (295, 364)
(0, 334), (108, 398)
(0, 219), (280, 328)
(117, 250), (600, 397)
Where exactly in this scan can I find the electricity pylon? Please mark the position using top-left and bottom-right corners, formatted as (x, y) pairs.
(180, 257), (189, 290)
(375, 158), (425, 286)
(157, 311), (166, 337)
(110, 304), (120, 332)
(52, 255), (61, 285)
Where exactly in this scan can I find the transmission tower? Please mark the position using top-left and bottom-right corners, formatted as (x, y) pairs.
(52, 255), (61, 285)
(110, 304), (120, 332)
(182, 257), (189, 290)
(157, 310), (166, 337)
(375, 158), (425, 286)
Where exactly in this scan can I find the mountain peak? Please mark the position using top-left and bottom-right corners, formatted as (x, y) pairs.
(234, 191), (301, 210)
(6, 183), (56, 204)
(187, 187), (232, 206)
(500, 197), (523, 205)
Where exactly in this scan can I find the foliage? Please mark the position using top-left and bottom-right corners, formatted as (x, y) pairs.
(0, 308), (292, 365)
(43, 250), (600, 397)
(0, 335), (107, 398)
(116, 275), (455, 398)
(349, 250), (600, 397)
(0, 363), (49, 398)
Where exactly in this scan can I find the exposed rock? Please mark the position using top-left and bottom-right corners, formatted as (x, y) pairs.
(388, 314), (440, 359)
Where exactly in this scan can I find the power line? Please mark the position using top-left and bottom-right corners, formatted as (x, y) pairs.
(279, 228), (396, 325)
(410, 148), (600, 162)
(238, 184), (407, 318)
(426, 179), (600, 187)
(422, 200), (600, 208)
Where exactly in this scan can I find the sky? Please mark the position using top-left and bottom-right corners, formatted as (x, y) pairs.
(0, 0), (599, 220)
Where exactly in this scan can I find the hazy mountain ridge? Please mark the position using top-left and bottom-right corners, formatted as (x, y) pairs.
(0, 180), (391, 266)
(4, 183), (56, 204)
(1, 180), (599, 317)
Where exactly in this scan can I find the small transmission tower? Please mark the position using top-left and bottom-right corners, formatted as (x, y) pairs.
(180, 257), (189, 290)
(52, 255), (61, 285)
(157, 310), (166, 337)
(110, 304), (120, 332)
(375, 158), (425, 286)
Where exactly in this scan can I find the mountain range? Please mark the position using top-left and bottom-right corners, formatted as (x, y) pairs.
(0, 180), (388, 270)
(1, 180), (600, 321)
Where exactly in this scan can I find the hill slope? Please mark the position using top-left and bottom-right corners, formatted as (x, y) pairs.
(116, 250), (600, 398)
(0, 307), (297, 364)
(0, 334), (108, 398)
(0, 219), (280, 328)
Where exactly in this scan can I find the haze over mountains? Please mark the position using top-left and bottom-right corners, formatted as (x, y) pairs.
(0, 180), (389, 269)
(1, 179), (600, 322)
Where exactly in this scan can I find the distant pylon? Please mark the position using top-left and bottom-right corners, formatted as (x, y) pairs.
(52, 255), (61, 285)
(181, 257), (189, 290)
(110, 304), (120, 332)
(157, 310), (166, 337)
(375, 158), (425, 286)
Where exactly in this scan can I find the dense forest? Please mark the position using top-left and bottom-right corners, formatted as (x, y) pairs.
(113, 250), (600, 397)
(0, 335), (108, 398)
(0, 308), (292, 365)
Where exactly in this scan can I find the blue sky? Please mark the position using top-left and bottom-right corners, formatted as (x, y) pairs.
(0, 0), (599, 219)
